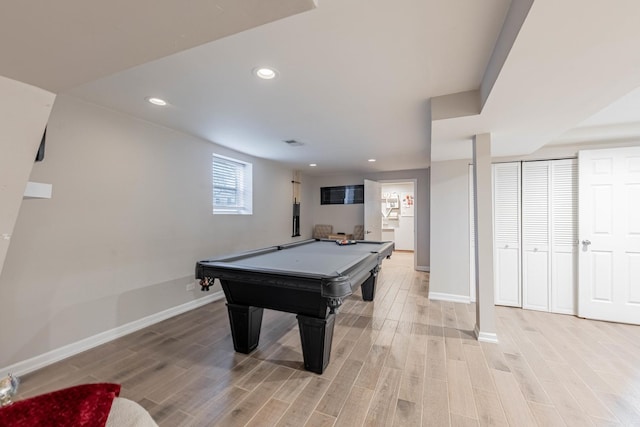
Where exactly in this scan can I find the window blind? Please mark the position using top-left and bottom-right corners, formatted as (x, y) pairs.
(212, 154), (252, 214)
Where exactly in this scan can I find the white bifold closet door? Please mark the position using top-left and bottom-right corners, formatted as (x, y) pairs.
(522, 162), (550, 311)
(550, 159), (578, 314)
(493, 162), (521, 307)
(521, 159), (577, 314)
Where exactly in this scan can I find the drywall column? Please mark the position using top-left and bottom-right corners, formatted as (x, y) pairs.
(472, 133), (498, 343)
(0, 76), (55, 275)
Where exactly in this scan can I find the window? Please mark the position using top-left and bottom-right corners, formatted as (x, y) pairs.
(212, 154), (253, 214)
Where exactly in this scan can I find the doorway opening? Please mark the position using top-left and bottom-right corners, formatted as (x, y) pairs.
(364, 179), (418, 269)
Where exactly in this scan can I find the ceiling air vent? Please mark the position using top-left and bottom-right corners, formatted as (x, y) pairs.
(283, 139), (304, 147)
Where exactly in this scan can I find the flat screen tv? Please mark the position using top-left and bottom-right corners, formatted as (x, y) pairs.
(320, 185), (364, 205)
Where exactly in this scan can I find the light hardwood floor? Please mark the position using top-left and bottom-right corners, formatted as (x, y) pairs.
(17, 252), (640, 426)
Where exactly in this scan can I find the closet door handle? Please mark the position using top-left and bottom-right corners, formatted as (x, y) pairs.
(582, 239), (591, 246)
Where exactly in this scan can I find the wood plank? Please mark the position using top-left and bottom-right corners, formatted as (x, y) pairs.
(316, 359), (363, 417)
(272, 369), (313, 404)
(463, 345), (495, 393)
(491, 370), (536, 427)
(304, 411), (336, 427)
(246, 398), (290, 427)
(447, 359), (477, 419)
(385, 332), (411, 370)
(538, 379), (596, 426)
(502, 352), (550, 404)
(425, 356), (448, 382)
(546, 361), (618, 421)
(450, 413), (480, 427)
(334, 386), (374, 427)
(472, 388), (508, 427)
(594, 391), (640, 425)
(393, 398), (420, 427)
(189, 386), (248, 425)
(354, 344), (389, 390)
(398, 374), (423, 405)
(215, 365), (294, 426)
(363, 366), (402, 426)
(527, 402), (565, 426)
(275, 377), (331, 427)
(479, 342), (510, 373)
(404, 327), (427, 379)
(422, 378), (450, 427)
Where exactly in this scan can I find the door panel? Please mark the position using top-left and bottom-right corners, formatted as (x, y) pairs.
(495, 247), (520, 305)
(552, 251), (576, 314)
(629, 253), (640, 303)
(523, 250), (549, 311)
(591, 251), (613, 301)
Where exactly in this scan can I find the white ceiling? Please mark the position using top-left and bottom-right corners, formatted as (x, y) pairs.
(6, 0), (640, 174)
(0, 0), (317, 92)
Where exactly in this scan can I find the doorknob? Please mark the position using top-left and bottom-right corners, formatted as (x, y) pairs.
(366, 230), (372, 234)
(582, 239), (591, 246)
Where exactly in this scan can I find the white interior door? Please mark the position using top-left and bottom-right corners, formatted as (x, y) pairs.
(579, 147), (640, 324)
(364, 179), (382, 241)
(522, 161), (550, 311)
(493, 162), (522, 307)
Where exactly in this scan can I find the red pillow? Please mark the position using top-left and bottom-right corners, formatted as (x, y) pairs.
(0, 383), (120, 427)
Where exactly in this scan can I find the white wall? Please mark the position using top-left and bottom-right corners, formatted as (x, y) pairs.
(0, 76), (55, 276)
(308, 174), (365, 235)
(0, 95), (309, 370)
(429, 159), (471, 298)
(308, 169), (429, 269)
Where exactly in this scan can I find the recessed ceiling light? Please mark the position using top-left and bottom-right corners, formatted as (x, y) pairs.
(309, 163), (317, 167)
(368, 158), (376, 162)
(254, 67), (278, 80)
(146, 97), (167, 106)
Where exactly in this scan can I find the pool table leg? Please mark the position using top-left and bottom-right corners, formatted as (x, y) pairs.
(361, 265), (380, 301)
(297, 313), (336, 374)
(226, 303), (264, 353)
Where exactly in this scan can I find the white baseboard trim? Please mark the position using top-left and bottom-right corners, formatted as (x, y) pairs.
(428, 292), (470, 304)
(474, 324), (499, 343)
(2, 292), (224, 376)
(415, 265), (430, 272)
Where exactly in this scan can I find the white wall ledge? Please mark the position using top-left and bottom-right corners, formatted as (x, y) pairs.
(23, 181), (52, 199)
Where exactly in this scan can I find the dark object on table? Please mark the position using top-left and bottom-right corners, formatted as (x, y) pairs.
(336, 240), (357, 245)
(196, 239), (393, 374)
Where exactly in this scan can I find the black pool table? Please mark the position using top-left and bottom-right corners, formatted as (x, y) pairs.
(195, 239), (394, 374)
